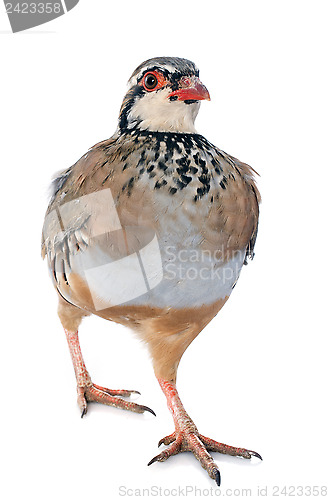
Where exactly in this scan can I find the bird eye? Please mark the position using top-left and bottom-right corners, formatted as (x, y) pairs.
(143, 72), (158, 91)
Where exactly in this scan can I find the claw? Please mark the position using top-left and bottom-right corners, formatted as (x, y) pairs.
(158, 438), (168, 447)
(250, 450), (263, 460)
(81, 407), (87, 418)
(158, 432), (176, 447)
(147, 456), (158, 466)
(214, 469), (221, 487)
(141, 405), (156, 417)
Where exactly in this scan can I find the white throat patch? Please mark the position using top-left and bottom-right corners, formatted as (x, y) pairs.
(127, 89), (200, 133)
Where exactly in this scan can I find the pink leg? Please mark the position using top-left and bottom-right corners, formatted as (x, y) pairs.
(65, 329), (155, 417)
(148, 378), (262, 486)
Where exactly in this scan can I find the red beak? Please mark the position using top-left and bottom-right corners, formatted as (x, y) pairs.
(168, 77), (210, 102)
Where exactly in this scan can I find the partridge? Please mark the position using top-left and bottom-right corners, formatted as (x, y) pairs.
(42, 57), (261, 486)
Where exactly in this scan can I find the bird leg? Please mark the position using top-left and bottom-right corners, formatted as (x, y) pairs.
(64, 329), (155, 417)
(148, 378), (261, 486)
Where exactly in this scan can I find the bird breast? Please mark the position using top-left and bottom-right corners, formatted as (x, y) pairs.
(43, 130), (258, 313)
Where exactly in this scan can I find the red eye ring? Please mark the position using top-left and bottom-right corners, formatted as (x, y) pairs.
(142, 71), (166, 92)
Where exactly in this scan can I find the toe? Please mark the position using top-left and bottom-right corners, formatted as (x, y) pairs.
(148, 439), (182, 465)
(93, 385), (141, 397)
(187, 433), (221, 482)
(85, 385), (155, 415)
(199, 435), (261, 460)
(77, 387), (88, 417)
(158, 432), (176, 447)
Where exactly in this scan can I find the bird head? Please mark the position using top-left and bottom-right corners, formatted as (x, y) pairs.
(118, 57), (210, 134)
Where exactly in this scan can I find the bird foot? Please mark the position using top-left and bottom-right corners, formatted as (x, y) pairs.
(77, 383), (156, 418)
(149, 430), (262, 486)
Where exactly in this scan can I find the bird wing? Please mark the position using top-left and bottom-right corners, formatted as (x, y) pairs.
(186, 144), (261, 265)
(226, 153), (261, 263)
(41, 135), (160, 310)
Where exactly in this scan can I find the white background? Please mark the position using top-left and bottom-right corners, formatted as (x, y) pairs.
(1, 1), (328, 499)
